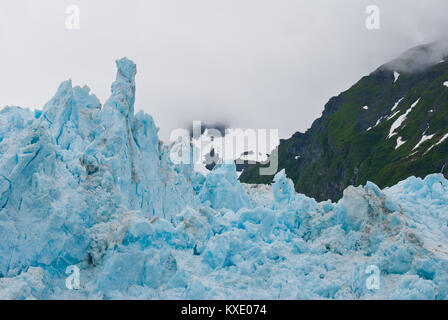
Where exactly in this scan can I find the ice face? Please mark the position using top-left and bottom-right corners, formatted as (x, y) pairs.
(199, 162), (251, 212)
(0, 58), (197, 282)
(0, 59), (448, 300)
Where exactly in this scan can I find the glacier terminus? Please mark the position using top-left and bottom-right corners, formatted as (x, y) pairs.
(0, 58), (448, 299)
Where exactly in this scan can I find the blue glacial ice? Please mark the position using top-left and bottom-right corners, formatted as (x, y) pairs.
(1, 58), (448, 299)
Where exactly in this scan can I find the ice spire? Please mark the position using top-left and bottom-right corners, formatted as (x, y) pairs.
(104, 57), (137, 121)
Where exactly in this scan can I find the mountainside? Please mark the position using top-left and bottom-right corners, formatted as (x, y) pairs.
(240, 42), (448, 202)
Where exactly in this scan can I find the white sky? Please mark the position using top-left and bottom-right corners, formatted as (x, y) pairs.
(1, 0), (448, 141)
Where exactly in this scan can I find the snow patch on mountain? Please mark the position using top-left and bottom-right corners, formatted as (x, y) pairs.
(395, 137), (406, 149)
(413, 134), (435, 151)
(387, 98), (420, 139)
(391, 97), (405, 112)
(426, 133), (448, 154)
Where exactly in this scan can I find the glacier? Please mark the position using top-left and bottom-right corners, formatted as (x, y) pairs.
(1, 58), (448, 300)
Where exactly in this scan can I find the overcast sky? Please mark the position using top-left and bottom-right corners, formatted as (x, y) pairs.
(1, 0), (448, 141)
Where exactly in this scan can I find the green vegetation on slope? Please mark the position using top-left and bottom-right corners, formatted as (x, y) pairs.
(240, 49), (448, 202)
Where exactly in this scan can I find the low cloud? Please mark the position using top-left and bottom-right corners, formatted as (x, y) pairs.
(1, 1), (448, 142)
(383, 39), (448, 73)
(187, 121), (230, 138)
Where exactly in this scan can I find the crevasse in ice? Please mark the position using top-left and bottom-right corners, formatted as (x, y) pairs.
(0, 58), (447, 299)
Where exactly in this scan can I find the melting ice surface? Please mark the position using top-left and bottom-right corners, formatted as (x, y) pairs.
(1, 58), (448, 300)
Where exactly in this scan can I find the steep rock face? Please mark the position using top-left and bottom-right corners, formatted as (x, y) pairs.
(240, 41), (448, 201)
